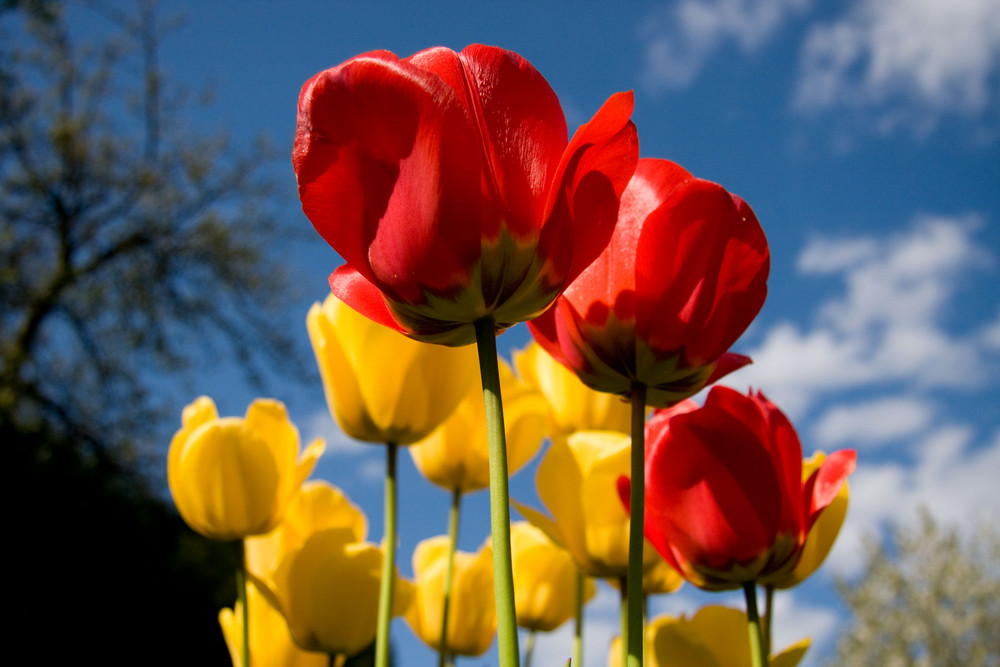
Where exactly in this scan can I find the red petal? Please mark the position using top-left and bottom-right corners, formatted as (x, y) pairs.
(545, 91), (639, 288)
(328, 265), (407, 334)
(804, 449), (857, 527)
(634, 177), (769, 364)
(705, 353), (753, 385)
(645, 392), (783, 571)
(295, 52), (484, 303)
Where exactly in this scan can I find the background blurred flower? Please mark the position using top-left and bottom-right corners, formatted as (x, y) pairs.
(608, 606), (810, 667)
(528, 158), (769, 407)
(273, 528), (412, 658)
(408, 356), (548, 493)
(168, 396), (324, 541)
(634, 387), (856, 590)
(295, 45), (638, 345)
(510, 521), (596, 633)
(513, 341), (630, 435)
(405, 535), (496, 657)
(307, 294), (477, 445)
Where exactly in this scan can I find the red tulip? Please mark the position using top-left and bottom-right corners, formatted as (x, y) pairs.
(527, 158), (769, 406)
(294, 45), (638, 345)
(621, 386), (856, 591)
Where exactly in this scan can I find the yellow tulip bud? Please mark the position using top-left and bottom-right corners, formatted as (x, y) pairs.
(274, 528), (412, 658)
(405, 535), (497, 657)
(516, 431), (663, 579)
(770, 450), (850, 589)
(167, 396), (324, 541)
(219, 579), (327, 667)
(609, 606), (811, 667)
(409, 357), (549, 493)
(513, 342), (631, 435)
(307, 294), (478, 445)
(510, 521), (596, 632)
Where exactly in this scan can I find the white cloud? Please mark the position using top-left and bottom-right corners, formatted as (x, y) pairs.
(811, 396), (936, 449)
(734, 214), (998, 416)
(639, 0), (810, 90)
(770, 591), (840, 664)
(793, 0), (1000, 136)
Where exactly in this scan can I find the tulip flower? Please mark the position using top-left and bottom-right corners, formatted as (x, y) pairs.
(273, 528), (413, 659)
(527, 157), (769, 408)
(167, 396), (325, 542)
(511, 521), (596, 633)
(295, 45), (637, 346)
(405, 536), (497, 659)
(409, 357), (548, 494)
(219, 580), (327, 667)
(513, 342), (630, 435)
(307, 294), (477, 446)
(516, 431), (664, 580)
(631, 387), (856, 591)
(608, 606), (810, 667)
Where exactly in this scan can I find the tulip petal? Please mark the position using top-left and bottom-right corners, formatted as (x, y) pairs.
(296, 51), (484, 301)
(328, 265), (407, 334)
(803, 448), (857, 526)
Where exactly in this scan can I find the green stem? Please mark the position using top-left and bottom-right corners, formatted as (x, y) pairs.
(573, 572), (584, 667)
(523, 629), (536, 667)
(743, 582), (767, 667)
(438, 488), (462, 667)
(763, 584), (774, 659)
(474, 317), (520, 667)
(626, 384), (647, 667)
(236, 539), (250, 667)
(375, 442), (398, 667)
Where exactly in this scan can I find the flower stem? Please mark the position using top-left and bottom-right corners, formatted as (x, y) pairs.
(375, 442), (398, 667)
(626, 383), (647, 667)
(438, 488), (462, 667)
(524, 630), (536, 667)
(574, 572), (584, 667)
(236, 539), (250, 667)
(474, 317), (519, 667)
(743, 582), (767, 667)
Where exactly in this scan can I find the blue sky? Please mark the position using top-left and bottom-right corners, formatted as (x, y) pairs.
(65, 1), (1000, 664)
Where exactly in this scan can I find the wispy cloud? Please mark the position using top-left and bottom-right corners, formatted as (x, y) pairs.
(639, 0), (810, 91)
(735, 214), (997, 417)
(793, 0), (1000, 137)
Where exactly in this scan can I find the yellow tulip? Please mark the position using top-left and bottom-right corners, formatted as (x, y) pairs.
(167, 396), (324, 541)
(273, 528), (413, 658)
(515, 431), (662, 579)
(405, 535), (497, 657)
(246, 480), (367, 585)
(609, 606), (810, 667)
(409, 357), (549, 493)
(307, 294), (478, 445)
(219, 579), (327, 667)
(771, 451), (850, 589)
(510, 521), (596, 632)
(513, 342), (630, 435)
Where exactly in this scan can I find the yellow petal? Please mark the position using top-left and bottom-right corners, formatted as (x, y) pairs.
(513, 342), (631, 434)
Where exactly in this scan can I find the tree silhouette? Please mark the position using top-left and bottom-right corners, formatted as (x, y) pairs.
(2, 2), (311, 662)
